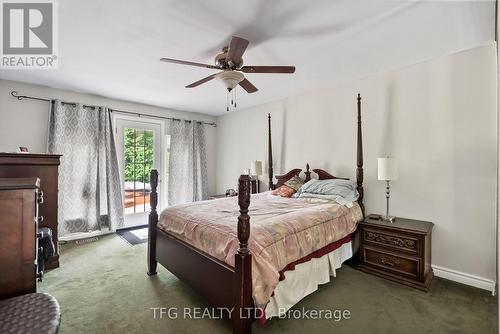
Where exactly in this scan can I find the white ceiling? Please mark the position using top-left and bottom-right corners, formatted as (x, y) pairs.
(0, 0), (495, 115)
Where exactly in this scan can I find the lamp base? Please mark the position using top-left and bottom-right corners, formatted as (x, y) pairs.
(381, 215), (396, 223)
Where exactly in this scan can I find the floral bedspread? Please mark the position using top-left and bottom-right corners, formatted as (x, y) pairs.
(158, 192), (363, 307)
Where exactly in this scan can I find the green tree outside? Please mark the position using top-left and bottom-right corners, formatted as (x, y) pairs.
(124, 128), (154, 183)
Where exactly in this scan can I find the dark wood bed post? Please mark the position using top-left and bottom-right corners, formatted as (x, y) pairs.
(234, 174), (253, 334)
(356, 93), (365, 216)
(267, 113), (275, 190)
(147, 169), (159, 276)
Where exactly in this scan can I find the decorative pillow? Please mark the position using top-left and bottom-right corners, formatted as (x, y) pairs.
(272, 185), (296, 198)
(284, 176), (304, 191)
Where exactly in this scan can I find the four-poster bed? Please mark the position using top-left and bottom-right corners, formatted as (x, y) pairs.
(147, 94), (365, 334)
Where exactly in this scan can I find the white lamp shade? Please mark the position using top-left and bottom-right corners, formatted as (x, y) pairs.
(378, 157), (399, 181)
(251, 160), (263, 176)
(216, 71), (244, 90)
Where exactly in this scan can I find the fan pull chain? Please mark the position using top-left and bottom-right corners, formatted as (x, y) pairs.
(234, 89), (237, 108)
(226, 91), (229, 112)
(231, 89), (234, 106)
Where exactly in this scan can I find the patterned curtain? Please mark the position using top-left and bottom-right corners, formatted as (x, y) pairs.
(47, 101), (124, 236)
(168, 120), (208, 206)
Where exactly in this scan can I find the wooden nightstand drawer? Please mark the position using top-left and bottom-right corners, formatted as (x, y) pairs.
(362, 228), (422, 256)
(363, 247), (419, 279)
(358, 216), (433, 291)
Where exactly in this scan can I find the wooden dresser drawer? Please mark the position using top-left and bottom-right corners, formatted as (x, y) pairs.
(363, 247), (420, 279)
(362, 227), (421, 256)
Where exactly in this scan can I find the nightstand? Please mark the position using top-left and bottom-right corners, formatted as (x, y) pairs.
(358, 216), (434, 291)
(250, 177), (260, 193)
(208, 194), (236, 200)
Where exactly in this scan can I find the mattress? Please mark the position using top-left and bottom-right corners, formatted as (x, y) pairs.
(158, 192), (363, 308)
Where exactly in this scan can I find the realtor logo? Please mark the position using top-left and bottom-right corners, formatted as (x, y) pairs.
(1, 0), (58, 68)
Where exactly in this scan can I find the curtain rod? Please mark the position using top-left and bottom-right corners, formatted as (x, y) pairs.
(10, 91), (217, 127)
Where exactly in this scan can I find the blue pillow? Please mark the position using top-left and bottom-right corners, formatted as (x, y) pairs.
(296, 179), (359, 206)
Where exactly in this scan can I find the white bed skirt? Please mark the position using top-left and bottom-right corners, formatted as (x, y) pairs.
(264, 241), (354, 319)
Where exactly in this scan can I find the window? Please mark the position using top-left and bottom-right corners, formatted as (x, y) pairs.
(123, 128), (154, 214)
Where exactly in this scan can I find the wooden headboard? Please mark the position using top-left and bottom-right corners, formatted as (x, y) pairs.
(268, 94), (364, 215)
(274, 164), (350, 188)
(274, 168), (302, 188)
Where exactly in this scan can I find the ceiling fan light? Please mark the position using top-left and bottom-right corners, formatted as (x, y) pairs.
(215, 71), (244, 91)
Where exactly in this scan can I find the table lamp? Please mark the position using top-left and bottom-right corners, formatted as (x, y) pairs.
(378, 157), (399, 222)
(251, 160), (263, 193)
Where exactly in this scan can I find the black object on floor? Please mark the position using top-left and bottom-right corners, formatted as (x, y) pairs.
(117, 227), (148, 246)
(37, 227), (55, 281)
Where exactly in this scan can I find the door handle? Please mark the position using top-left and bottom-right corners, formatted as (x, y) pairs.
(37, 190), (44, 204)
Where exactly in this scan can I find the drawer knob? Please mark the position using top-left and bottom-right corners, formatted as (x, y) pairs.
(380, 256), (400, 267)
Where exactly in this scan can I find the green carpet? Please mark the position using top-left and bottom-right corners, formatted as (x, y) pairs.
(40, 234), (498, 334)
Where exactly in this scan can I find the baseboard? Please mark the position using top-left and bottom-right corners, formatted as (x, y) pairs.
(432, 265), (496, 295)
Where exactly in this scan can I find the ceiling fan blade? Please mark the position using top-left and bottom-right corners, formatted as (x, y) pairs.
(186, 73), (218, 88)
(226, 36), (249, 66)
(160, 57), (220, 70)
(239, 78), (258, 93)
(240, 66), (295, 74)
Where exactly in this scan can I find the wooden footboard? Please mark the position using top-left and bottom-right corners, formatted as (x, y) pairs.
(156, 228), (236, 307)
(147, 170), (253, 334)
(233, 174), (253, 334)
(147, 169), (158, 277)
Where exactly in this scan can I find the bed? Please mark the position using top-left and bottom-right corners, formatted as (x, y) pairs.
(147, 94), (365, 334)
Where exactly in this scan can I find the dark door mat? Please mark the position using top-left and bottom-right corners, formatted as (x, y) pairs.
(117, 227), (148, 245)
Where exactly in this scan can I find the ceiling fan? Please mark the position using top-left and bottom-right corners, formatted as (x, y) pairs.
(160, 36), (295, 105)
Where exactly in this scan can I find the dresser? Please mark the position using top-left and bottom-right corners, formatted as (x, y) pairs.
(0, 178), (41, 299)
(358, 216), (434, 291)
(0, 153), (61, 269)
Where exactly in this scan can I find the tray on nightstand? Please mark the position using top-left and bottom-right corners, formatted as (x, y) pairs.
(357, 216), (434, 291)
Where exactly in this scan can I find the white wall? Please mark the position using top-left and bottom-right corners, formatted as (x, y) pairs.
(496, 6), (499, 297)
(216, 43), (497, 289)
(0, 79), (218, 195)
